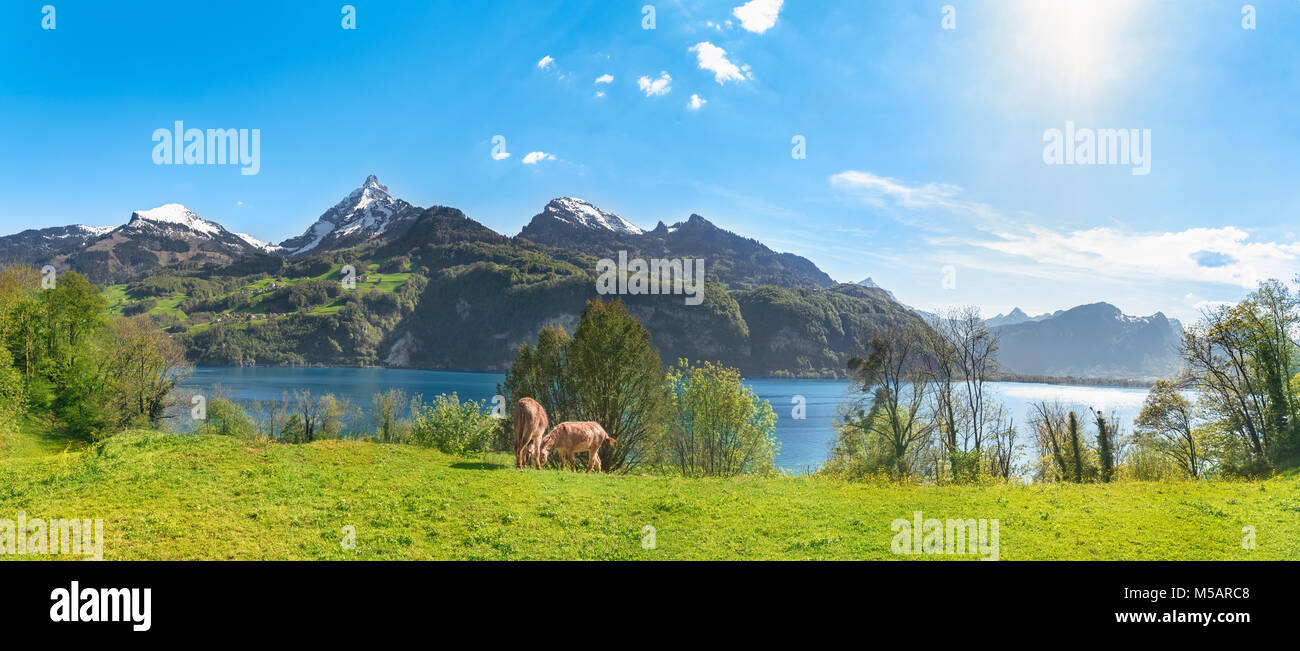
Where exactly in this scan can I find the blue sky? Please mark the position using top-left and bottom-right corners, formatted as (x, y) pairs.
(2, 0), (1298, 322)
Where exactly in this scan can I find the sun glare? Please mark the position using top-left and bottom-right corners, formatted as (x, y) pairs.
(1006, 0), (1145, 99)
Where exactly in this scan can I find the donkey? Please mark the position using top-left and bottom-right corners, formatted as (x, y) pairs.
(512, 397), (549, 469)
(540, 421), (616, 472)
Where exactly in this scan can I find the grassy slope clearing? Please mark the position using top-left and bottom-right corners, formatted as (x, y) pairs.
(0, 429), (1296, 560)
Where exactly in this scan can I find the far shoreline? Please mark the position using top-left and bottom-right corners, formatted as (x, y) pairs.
(186, 363), (1155, 390)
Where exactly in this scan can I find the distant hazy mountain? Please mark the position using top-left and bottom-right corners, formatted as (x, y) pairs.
(519, 197), (834, 289)
(992, 302), (1183, 380)
(280, 175), (422, 256)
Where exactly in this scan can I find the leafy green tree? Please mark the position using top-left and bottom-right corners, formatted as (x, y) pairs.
(502, 324), (575, 425)
(505, 299), (668, 472)
(844, 324), (934, 479)
(103, 315), (192, 430)
(1182, 280), (1300, 471)
(1135, 379), (1202, 478)
(662, 359), (778, 476)
(0, 346), (22, 436)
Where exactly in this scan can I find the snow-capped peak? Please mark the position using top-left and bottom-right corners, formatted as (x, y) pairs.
(233, 232), (282, 253)
(128, 203), (221, 236)
(281, 175), (420, 255)
(543, 197), (644, 235)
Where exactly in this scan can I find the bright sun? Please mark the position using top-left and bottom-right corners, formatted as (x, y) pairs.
(1005, 0), (1145, 99)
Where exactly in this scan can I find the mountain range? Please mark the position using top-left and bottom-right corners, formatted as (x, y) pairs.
(0, 175), (1185, 380)
(990, 303), (1184, 381)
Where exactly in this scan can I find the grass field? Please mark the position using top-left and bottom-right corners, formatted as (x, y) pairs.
(1, 426), (1296, 560)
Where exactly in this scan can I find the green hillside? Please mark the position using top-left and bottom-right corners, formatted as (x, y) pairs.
(95, 207), (926, 375)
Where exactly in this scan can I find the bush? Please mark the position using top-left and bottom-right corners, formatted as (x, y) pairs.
(195, 397), (257, 439)
(411, 393), (499, 456)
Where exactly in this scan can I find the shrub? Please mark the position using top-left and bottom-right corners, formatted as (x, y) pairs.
(196, 397), (257, 439)
(411, 393), (499, 456)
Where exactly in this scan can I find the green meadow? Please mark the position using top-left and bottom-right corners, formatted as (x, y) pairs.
(2, 426), (1295, 561)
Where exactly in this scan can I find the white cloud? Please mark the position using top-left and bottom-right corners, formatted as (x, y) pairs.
(830, 170), (1300, 290)
(973, 225), (1300, 289)
(595, 91), (606, 98)
(595, 74), (613, 84)
(522, 151), (555, 165)
(1193, 300), (1236, 313)
(689, 42), (751, 84)
(830, 170), (985, 215)
(492, 150), (511, 161)
(536, 55), (554, 69)
(732, 0), (783, 34)
(637, 71), (672, 96)
(687, 94), (707, 111)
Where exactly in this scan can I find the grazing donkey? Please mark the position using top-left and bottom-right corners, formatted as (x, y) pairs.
(540, 421), (616, 472)
(513, 397), (549, 469)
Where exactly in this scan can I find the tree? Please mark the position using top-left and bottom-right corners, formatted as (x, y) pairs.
(371, 388), (413, 443)
(1094, 410), (1115, 483)
(985, 404), (1018, 480)
(503, 298), (668, 472)
(845, 324), (934, 478)
(662, 359), (778, 477)
(0, 266), (41, 384)
(0, 266), (40, 434)
(502, 324), (575, 425)
(1135, 379), (1202, 478)
(1030, 401), (1070, 481)
(40, 271), (106, 392)
(941, 307), (999, 453)
(564, 299), (669, 471)
(1067, 411), (1084, 482)
(103, 315), (192, 429)
(923, 306), (1008, 481)
(1242, 280), (1299, 459)
(1181, 281), (1300, 472)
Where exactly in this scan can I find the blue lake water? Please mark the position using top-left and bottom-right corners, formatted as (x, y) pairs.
(179, 367), (1151, 473)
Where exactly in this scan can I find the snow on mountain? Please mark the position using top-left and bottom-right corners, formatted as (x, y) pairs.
(69, 225), (114, 238)
(280, 175), (421, 256)
(125, 203), (221, 236)
(233, 232), (282, 253)
(855, 277), (899, 302)
(540, 197), (644, 235)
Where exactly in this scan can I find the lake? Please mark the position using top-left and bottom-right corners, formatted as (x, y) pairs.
(179, 367), (1152, 473)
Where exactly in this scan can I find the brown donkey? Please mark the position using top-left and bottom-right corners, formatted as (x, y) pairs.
(540, 421), (616, 472)
(512, 398), (549, 469)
